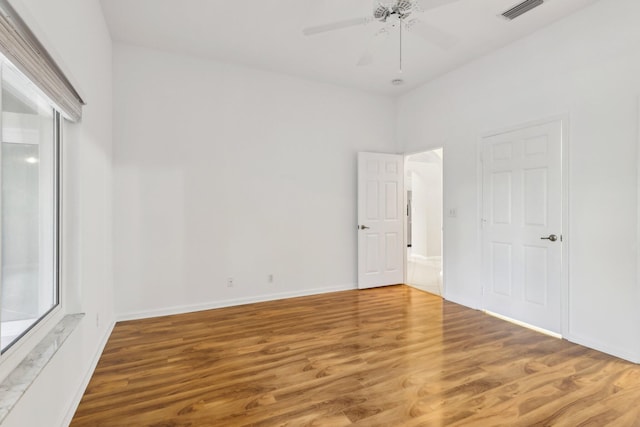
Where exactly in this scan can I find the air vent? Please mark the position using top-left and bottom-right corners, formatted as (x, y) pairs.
(502, 0), (544, 20)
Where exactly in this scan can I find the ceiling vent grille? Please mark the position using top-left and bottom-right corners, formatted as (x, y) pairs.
(502, 0), (544, 20)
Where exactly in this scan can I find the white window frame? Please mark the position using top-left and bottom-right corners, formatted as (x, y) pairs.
(0, 71), (63, 379)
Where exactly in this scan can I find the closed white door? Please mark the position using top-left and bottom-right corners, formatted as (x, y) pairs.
(482, 120), (563, 333)
(357, 152), (404, 289)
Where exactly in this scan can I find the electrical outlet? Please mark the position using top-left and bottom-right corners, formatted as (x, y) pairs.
(227, 277), (234, 287)
(268, 274), (274, 283)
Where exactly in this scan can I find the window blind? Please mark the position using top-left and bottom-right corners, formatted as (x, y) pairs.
(0, 0), (84, 121)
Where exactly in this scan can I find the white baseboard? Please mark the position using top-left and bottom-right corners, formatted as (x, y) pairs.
(564, 332), (640, 364)
(116, 284), (358, 322)
(484, 310), (562, 339)
(445, 293), (639, 364)
(59, 319), (116, 427)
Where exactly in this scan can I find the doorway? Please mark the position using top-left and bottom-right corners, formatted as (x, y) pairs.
(405, 148), (443, 296)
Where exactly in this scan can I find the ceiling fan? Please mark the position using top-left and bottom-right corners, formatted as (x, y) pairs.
(302, 0), (460, 70)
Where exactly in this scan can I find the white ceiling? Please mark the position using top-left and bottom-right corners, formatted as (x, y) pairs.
(99, 0), (601, 96)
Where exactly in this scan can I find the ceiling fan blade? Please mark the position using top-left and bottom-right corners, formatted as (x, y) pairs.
(357, 29), (390, 67)
(405, 18), (457, 49)
(303, 17), (371, 36)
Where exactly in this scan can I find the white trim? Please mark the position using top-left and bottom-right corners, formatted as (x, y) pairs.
(443, 143), (453, 302)
(0, 110), (63, 380)
(485, 310), (562, 339)
(440, 143), (445, 295)
(559, 115), (571, 340)
(566, 332), (640, 364)
(403, 157), (408, 287)
(403, 146), (444, 157)
(59, 319), (116, 427)
(478, 114), (570, 337)
(476, 132), (484, 302)
(117, 284), (357, 322)
(637, 95), (640, 362)
(480, 115), (568, 139)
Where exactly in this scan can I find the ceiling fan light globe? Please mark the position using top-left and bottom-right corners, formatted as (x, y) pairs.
(374, 6), (390, 20)
(396, 0), (414, 13)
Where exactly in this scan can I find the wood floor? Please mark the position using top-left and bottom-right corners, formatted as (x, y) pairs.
(71, 286), (640, 426)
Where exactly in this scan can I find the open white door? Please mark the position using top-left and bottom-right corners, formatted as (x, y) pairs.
(481, 120), (563, 333)
(357, 152), (404, 289)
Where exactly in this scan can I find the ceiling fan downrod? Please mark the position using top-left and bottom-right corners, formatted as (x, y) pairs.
(399, 17), (403, 73)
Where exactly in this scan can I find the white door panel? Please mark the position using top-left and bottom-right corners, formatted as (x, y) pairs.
(358, 152), (404, 289)
(482, 121), (562, 333)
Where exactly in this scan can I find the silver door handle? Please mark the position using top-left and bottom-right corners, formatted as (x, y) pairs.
(359, 225), (370, 230)
(541, 234), (558, 242)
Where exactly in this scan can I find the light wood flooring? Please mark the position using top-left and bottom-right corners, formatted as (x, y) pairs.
(71, 285), (640, 426)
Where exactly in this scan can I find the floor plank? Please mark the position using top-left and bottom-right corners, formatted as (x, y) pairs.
(71, 285), (640, 426)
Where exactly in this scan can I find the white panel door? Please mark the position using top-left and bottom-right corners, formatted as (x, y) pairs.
(357, 152), (404, 289)
(482, 120), (563, 333)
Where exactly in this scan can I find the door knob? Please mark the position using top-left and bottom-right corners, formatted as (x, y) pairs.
(540, 234), (558, 242)
(359, 225), (370, 230)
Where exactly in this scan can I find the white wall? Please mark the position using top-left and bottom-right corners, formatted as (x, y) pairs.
(397, 0), (640, 361)
(1, 0), (638, 423)
(113, 44), (396, 318)
(2, 0), (113, 426)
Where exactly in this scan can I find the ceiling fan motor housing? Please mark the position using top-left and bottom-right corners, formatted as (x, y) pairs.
(374, 0), (415, 22)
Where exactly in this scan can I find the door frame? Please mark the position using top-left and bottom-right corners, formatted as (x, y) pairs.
(478, 115), (570, 337)
(403, 147), (446, 297)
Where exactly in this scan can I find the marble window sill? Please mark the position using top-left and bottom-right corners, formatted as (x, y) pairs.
(0, 313), (84, 423)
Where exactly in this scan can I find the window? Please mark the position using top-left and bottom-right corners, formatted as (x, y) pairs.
(0, 0), (81, 359)
(0, 61), (60, 352)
